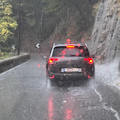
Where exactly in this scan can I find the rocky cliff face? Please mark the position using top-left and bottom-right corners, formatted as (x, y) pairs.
(90, 0), (120, 63)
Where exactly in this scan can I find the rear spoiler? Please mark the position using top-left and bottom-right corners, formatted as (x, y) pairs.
(52, 42), (88, 47)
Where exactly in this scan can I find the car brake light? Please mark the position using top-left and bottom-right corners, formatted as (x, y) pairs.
(48, 58), (59, 64)
(66, 45), (75, 48)
(84, 58), (93, 64)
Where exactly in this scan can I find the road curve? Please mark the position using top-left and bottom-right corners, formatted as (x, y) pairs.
(0, 54), (120, 120)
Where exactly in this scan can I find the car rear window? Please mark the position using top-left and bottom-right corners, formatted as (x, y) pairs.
(52, 46), (89, 57)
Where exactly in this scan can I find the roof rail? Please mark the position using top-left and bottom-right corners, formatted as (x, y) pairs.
(53, 43), (56, 46)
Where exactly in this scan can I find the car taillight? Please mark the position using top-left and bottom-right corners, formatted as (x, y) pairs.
(66, 45), (75, 48)
(84, 58), (94, 64)
(48, 58), (59, 64)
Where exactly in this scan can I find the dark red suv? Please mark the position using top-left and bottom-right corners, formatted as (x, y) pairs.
(46, 43), (95, 83)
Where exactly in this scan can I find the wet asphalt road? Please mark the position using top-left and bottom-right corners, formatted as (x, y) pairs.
(0, 54), (120, 120)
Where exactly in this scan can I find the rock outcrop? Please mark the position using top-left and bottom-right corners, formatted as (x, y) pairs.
(90, 0), (120, 63)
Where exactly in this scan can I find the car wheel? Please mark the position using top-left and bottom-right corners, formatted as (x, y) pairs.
(89, 67), (95, 78)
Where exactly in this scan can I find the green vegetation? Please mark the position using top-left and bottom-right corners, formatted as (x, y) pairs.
(0, 0), (99, 57)
(0, 50), (13, 60)
(0, 0), (17, 42)
(42, 0), (98, 37)
(0, 0), (17, 58)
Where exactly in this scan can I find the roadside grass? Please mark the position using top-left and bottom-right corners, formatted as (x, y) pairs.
(0, 52), (17, 60)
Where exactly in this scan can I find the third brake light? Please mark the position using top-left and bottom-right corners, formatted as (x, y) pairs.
(66, 45), (75, 48)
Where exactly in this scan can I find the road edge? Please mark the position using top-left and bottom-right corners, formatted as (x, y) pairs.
(0, 53), (30, 74)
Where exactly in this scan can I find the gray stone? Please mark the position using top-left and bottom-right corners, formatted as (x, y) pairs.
(90, 0), (120, 65)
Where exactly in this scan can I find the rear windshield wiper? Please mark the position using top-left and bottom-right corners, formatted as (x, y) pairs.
(70, 54), (83, 57)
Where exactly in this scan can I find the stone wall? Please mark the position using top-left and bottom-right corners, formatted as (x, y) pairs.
(0, 53), (30, 73)
(90, 0), (120, 63)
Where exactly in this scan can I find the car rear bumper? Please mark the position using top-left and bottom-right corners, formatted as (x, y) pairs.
(47, 71), (87, 80)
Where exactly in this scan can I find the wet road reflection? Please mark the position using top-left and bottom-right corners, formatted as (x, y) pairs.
(0, 54), (119, 120)
(46, 76), (119, 120)
(48, 94), (74, 120)
(65, 98), (73, 120)
(46, 79), (94, 120)
(48, 97), (54, 120)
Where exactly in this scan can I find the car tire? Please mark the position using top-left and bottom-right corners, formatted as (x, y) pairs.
(90, 67), (95, 78)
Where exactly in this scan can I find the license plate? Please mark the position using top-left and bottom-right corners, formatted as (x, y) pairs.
(61, 68), (82, 72)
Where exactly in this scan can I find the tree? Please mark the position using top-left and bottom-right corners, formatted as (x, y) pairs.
(11, 0), (43, 41)
(8, 0), (99, 52)
(0, 0), (17, 42)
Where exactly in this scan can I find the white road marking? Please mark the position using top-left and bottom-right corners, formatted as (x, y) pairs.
(94, 88), (102, 102)
(94, 88), (120, 120)
(103, 103), (120, 120)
